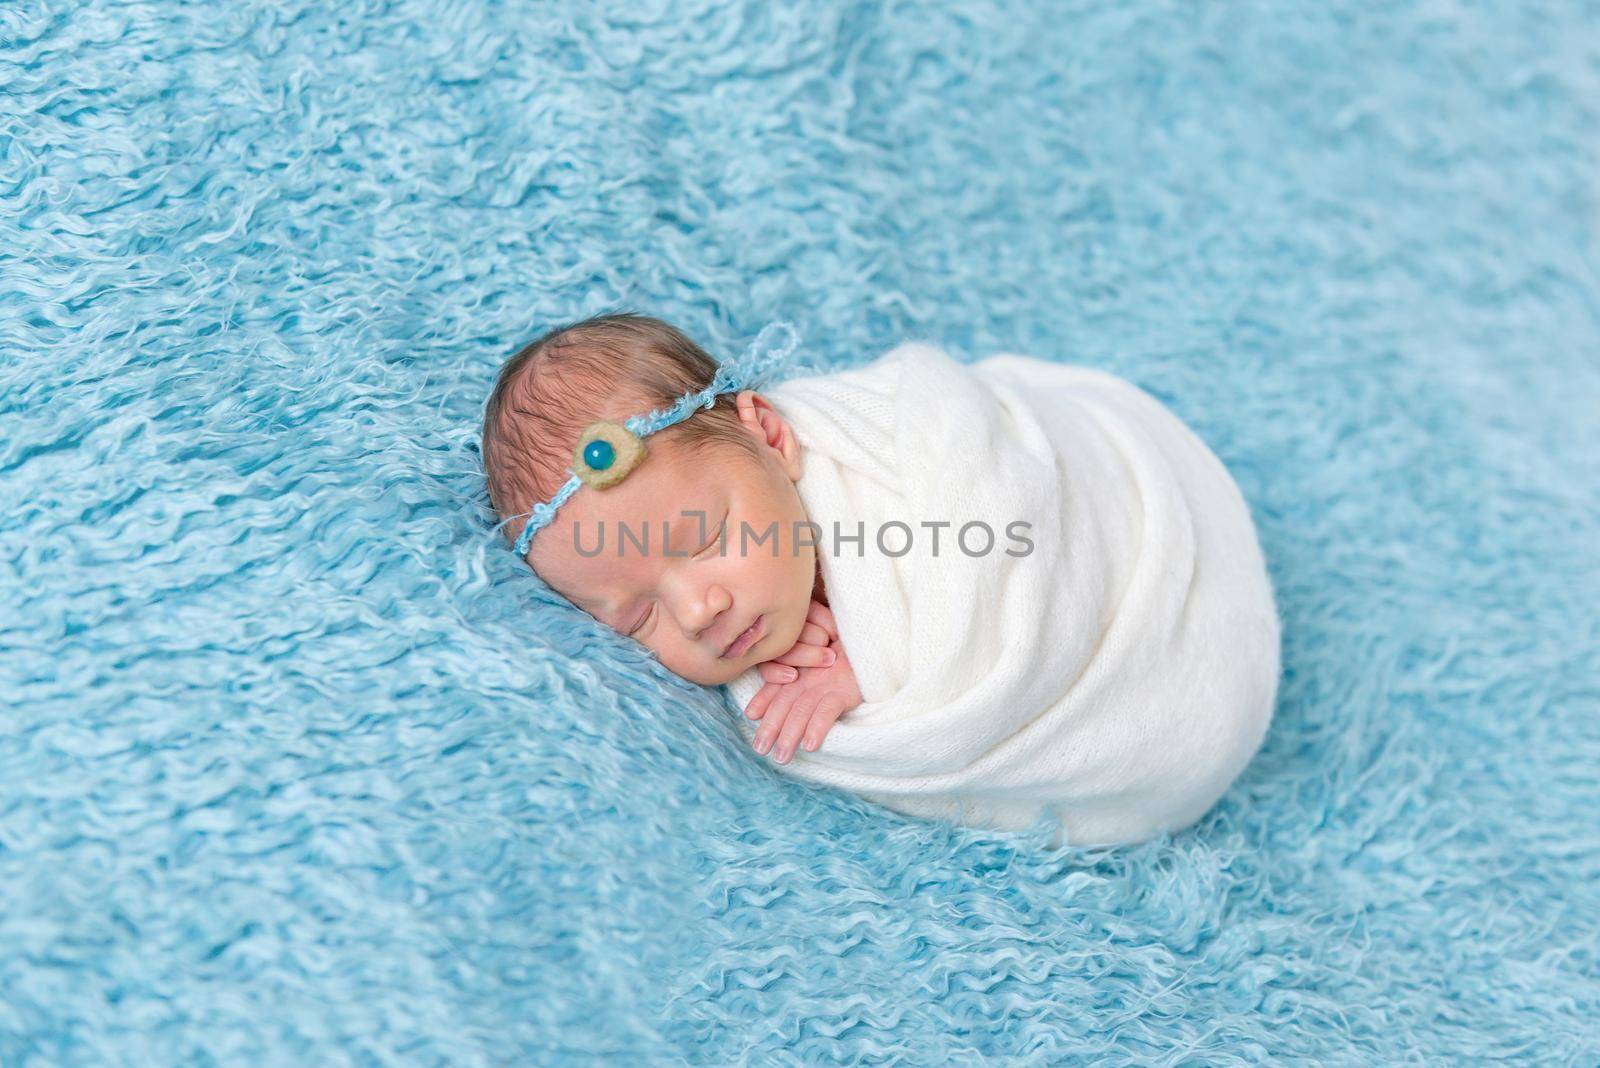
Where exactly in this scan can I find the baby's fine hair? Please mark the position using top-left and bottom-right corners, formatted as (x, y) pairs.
(481, 312), (763, 550)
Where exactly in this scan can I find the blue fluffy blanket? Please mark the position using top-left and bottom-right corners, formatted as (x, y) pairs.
(3, 1), (1597, 1062)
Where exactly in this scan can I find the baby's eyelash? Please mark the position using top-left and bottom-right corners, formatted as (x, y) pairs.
(698, 511), (730, 556)
(627, 605), (654, 637)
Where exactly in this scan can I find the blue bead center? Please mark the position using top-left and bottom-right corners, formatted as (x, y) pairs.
(584, 439), (616, 470)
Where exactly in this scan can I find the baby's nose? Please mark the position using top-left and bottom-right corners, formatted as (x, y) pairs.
(691, 598), (733, 640)
(663, 576), (732, 638)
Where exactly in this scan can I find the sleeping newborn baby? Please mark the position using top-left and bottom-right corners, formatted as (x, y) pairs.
(482, 312), (1283, 848)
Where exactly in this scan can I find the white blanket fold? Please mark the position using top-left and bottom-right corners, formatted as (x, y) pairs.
(725, 342), (1281, 846)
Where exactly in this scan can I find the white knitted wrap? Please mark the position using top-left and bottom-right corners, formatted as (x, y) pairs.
(726, 342), (1282, 847)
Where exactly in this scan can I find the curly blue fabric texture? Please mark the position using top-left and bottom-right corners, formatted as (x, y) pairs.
(3, 0), (1598, 1064)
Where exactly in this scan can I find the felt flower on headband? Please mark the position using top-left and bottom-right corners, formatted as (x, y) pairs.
(572, 420), (645, 490)
(508, 319), (802, 558)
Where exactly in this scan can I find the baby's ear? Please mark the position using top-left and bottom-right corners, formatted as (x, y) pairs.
(735, 390), (802, 481)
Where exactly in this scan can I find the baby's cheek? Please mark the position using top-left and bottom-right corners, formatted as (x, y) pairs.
(778, 603), (810, 655)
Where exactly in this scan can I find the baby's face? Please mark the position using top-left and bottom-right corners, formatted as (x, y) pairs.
(527, 404), (816, 686)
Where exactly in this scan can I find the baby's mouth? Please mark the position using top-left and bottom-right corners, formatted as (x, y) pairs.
(719, 615), (765, 659)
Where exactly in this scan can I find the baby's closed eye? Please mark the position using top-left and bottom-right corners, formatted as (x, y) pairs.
(622, 510), (730, 637)
(626, 607), (653, 637)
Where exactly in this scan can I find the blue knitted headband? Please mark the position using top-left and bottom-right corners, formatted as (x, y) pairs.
(508, 320), (802, 558)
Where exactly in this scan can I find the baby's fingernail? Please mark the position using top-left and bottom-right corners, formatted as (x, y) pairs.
(779, 667), (797, 681)
(824, 650), (836, 665)
(754, 736), (770, 754)
(803, 738), (816, 751)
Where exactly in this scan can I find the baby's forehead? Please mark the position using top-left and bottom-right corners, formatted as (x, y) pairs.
(527, 444), (742, 563)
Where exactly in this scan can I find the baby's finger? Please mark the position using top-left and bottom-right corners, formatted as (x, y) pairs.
(744, 682), (781, 720)
(807, 600), (838, 636)
(771, 643), (837, 670)
(773, 697), (818, 765)
(752, 688), (800, 754)
(791, 621), (830, 647)
(757, 661), (799, 685)
(802, 698), (848, 752)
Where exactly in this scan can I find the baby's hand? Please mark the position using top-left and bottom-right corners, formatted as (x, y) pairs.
(753, 598), (837, 685)
(745, 601), (862, 764)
